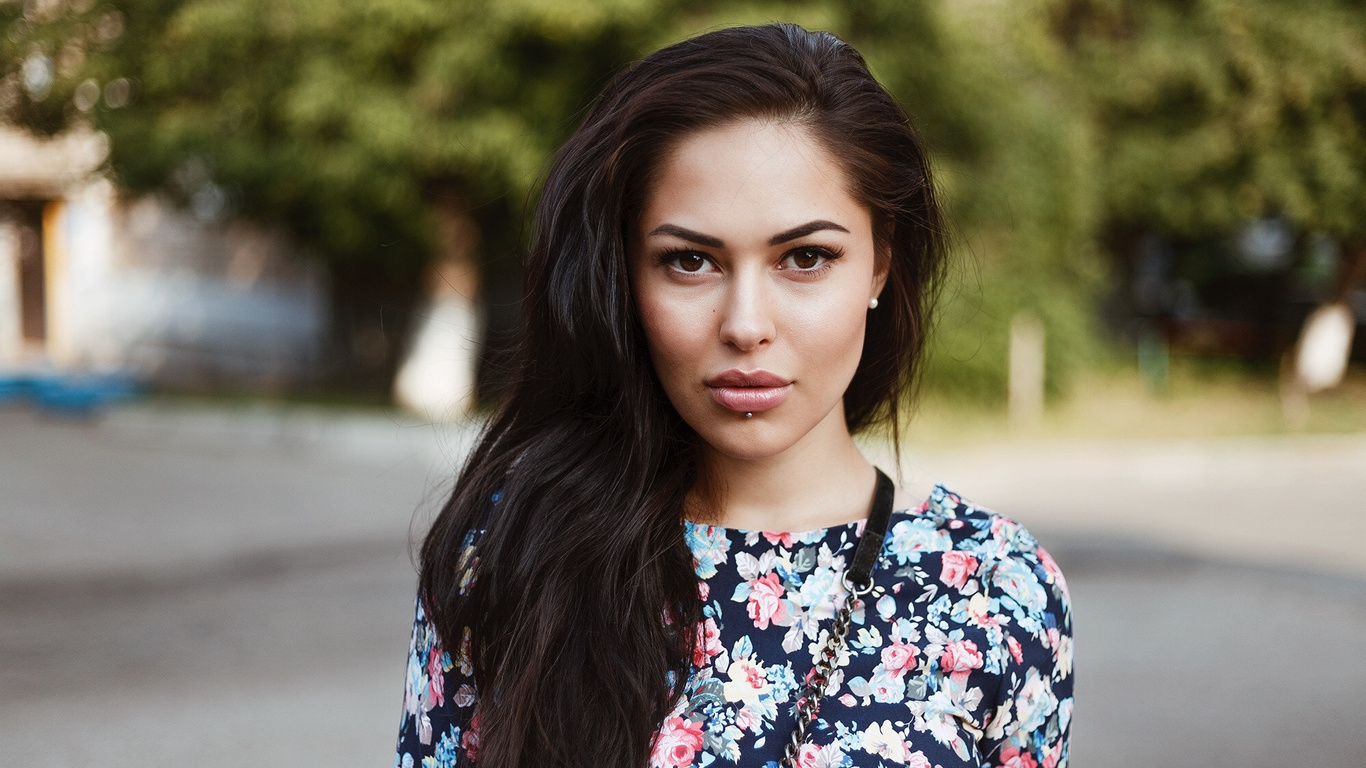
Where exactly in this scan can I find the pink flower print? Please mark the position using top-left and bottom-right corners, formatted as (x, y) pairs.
(746, 572), (787, 630)
(940, 639), (984, 683)
(697, 580), (710, 601)
(723, 659), (772, 708)
(762, 530), (795, 547)
(693, 617), (723, 667)
(462, 712), (481, 761)
(1007, 635), (1025, 665)
(650, 716), (705, 768)
(880, 642), (919, 677)
(839, 693), (857, 707)
(426, 651), (445, 707)
(794, 743), (821, 768)
(745, 663), (765, 690)
(998, 744), (1039, 768)
(939, 551), (979, 590)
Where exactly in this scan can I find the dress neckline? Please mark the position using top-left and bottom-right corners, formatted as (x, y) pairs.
(681, 480), (947, 537)
(682, 515), (867, 538)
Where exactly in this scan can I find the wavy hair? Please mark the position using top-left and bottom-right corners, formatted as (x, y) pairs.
(418, 22), (945, 768)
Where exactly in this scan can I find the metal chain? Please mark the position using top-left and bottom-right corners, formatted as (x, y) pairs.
(781, 571), (874, 767)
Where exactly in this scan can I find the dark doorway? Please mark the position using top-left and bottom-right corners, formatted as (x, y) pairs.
(1, 200), (48, 344)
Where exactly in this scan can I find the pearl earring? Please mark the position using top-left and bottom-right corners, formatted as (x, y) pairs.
(868, 297), (879, 309)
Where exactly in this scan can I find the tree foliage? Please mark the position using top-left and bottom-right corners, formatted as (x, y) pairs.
(30, 0), (1334, 403)
(4, 0), (684, 266)
(1054, 0), (1366, 241)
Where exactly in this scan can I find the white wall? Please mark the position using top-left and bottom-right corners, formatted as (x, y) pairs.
(0, 223), (20, 362)
(0, 180), (329, 388)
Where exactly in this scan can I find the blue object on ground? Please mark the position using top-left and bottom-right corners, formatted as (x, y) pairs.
(0, 373), (29, 404)
(0, 370), (142, 415)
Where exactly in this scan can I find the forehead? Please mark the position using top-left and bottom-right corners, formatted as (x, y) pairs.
(639, 119), (869, 242)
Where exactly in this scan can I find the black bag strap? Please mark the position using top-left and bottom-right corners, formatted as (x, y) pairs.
(845, 466), (896, 591)
(783, 466), (897, 767)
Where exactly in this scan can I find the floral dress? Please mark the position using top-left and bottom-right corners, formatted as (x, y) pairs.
(396, 482), (1074, 768)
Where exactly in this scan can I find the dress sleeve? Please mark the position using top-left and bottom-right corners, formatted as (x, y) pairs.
(977, 531), (1074, 768)
(394, 596), (481, 767)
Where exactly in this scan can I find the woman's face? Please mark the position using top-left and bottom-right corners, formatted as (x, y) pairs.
(629, 119), (888, 462)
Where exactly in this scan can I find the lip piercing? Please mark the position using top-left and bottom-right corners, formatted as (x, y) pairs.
(745, 412), (753, 418)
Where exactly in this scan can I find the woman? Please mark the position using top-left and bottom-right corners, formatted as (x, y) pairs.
(397, 22), (1073, 768)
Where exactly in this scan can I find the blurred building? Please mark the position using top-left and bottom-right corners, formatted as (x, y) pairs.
(0, 126), (327, 390)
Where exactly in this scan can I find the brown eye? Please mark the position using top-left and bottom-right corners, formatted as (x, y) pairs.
(792, 250), (820, 269)
(677, 253), (706, 272)
(784, 247), (834, 271)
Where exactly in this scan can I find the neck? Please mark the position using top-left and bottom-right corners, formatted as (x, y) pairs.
(686, 402), (877, 532)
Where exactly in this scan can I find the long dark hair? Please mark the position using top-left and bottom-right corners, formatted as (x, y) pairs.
(418, 22), (945, 768)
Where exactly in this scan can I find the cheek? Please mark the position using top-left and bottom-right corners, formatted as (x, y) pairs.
(785, 291), (868, 374)
(637, 292), (708, 380)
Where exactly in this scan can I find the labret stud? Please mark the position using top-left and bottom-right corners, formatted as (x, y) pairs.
(745, 412), (754, 418)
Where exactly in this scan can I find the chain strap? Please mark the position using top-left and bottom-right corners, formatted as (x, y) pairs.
(781, 570), (875, 767)
(779, 467), (894, 767)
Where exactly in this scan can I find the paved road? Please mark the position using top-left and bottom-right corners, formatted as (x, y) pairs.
(2, 404), (1364, 767)
(866, 432), (1366, 580)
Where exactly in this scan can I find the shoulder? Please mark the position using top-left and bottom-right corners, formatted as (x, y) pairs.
(888, 483), (1055, 560)
(884, 482), (1070, 607)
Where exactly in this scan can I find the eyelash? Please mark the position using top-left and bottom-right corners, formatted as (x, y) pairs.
(654, 245), (845, 276)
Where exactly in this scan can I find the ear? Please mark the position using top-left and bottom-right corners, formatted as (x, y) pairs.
(870, 230), (892, 302)
(871, 256), (890, 300)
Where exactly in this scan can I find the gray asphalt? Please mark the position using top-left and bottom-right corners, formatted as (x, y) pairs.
(2, 404), (1363, 767)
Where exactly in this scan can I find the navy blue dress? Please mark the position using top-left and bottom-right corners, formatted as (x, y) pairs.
(396, 483), (1073, 767)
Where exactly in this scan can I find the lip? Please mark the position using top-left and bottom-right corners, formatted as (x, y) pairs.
(705, 369), (792, 414)
(706, 369), (791, 388)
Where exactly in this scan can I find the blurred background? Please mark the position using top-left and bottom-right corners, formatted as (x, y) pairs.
(1, 0), (1363, 766)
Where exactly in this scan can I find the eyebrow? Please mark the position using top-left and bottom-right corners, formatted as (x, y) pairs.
(646, 219), (850, 249)
(647, 224), (724, 248)
(768, 220), (850, 245)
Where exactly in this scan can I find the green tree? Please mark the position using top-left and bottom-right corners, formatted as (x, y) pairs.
(3, 0), (683, 392)
(3, 0), (1109, 407)
(1052, 0), (1366, 326)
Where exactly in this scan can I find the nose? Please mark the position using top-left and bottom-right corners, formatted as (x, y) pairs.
(717, 266), (775, 352)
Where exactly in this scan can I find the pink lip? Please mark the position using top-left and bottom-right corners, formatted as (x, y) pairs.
(705, 369), (792, 413)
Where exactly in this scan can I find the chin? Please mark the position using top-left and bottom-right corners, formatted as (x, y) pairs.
(707, 437), (786, 461)
(691, 417), (799, 461)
